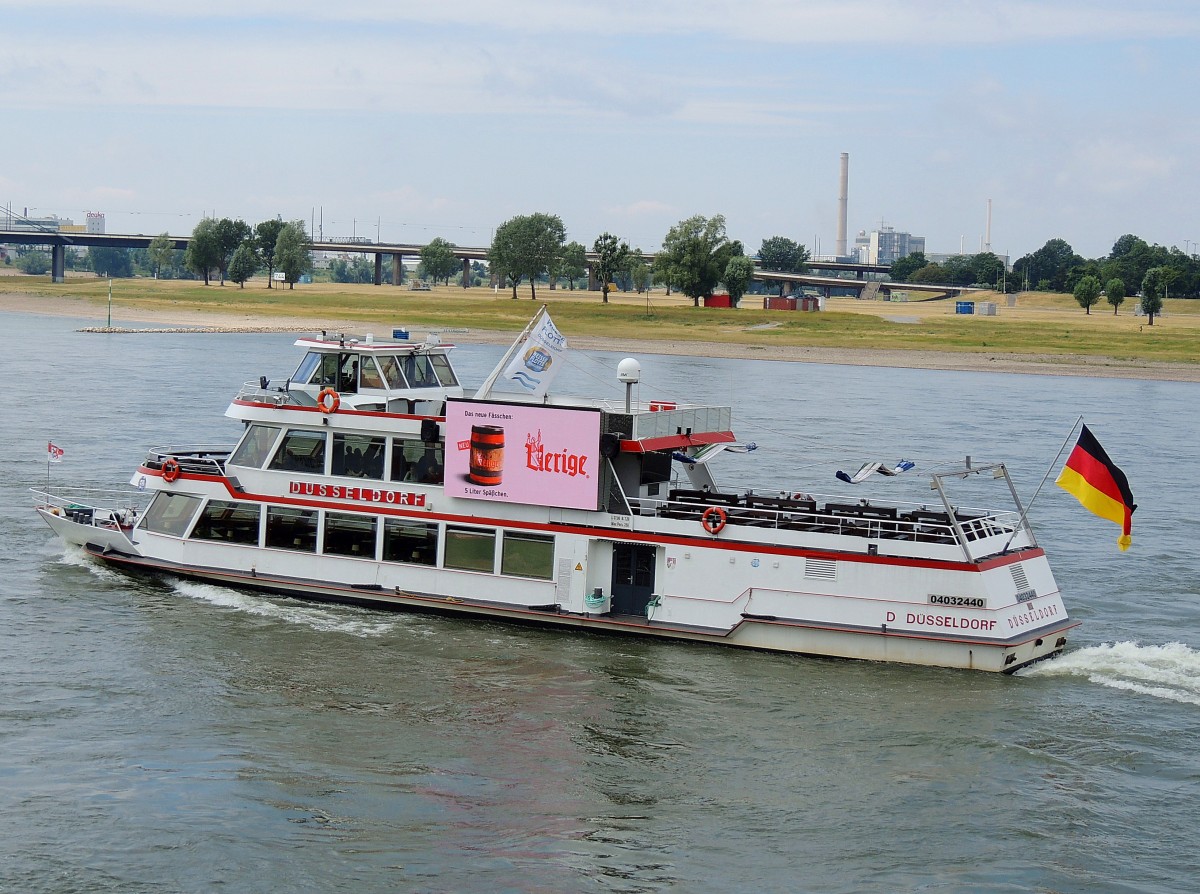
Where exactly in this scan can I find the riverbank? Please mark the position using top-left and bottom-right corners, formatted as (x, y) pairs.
(5, 288), (1199, 382)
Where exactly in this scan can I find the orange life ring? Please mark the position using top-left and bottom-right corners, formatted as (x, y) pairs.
(161, 458), (181, 483)
(318, 387), (340, 414)
(701, 506), (727, 535)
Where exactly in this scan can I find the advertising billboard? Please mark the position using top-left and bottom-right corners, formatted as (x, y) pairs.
(444, 399), (602, 510)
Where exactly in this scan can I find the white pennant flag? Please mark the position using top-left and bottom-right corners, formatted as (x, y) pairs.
(501, 309), (567, 397)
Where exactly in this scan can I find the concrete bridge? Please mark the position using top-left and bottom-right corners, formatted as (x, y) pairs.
(2, 228), (938, 295)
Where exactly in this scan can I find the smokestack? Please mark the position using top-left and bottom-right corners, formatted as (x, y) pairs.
(984, 198), (992, 253)
(836, 153), (849, 258)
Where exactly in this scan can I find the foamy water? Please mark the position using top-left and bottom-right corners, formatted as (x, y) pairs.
(170, 579), (400, 637)
(1024, 640), (1200, 705)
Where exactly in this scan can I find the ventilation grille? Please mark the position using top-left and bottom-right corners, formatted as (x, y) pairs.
(805, 558), (837, 581)
(1010, 563), (1029, 591)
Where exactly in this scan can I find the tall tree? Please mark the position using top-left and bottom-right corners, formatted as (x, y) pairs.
(1073, 275), (1102, 314)
(87, 246), (133, 278)
(420, 237), (459, 285)
(1105, 278), (1126, 315)
(488, 213), (566, 300)
(658, 215), (739, 306)
(274, 221), (312, 290)
(255, 219), (286, 288)
(592, 232), (630, 303)
(227, 242), (259, 288)
(758, 236), (808, 295)
(1140, 267), (1166, 326)
(889, 251), (927, 283)
(556, 241), (587, 290)
(626, 248), (651, 294)
(1014, 238), (1083, 292)
(146, 233), (175, 280)
(186, 218), (222, 285)
(212, 217), (252, 285)
(723, 255), (755, 308)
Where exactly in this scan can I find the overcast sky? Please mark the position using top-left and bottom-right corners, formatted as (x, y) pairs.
(4, 1), (1198, 260)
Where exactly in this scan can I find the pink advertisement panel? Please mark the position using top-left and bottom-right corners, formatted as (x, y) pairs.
(444, 399), (602, 510)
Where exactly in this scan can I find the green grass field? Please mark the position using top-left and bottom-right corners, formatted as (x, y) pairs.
(7, 275), (1199, 366)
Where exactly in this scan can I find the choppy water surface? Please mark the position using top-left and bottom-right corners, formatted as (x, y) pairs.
(2, 311), (1198, 893)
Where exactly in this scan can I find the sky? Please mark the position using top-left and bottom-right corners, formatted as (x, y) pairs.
(3, 1), (1199, 261)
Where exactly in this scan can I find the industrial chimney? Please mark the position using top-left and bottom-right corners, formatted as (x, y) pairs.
(836, 153), (849, 259)
(984, 198), (992, 253)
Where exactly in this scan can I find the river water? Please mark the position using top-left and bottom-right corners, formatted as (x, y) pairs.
(2, 310), (1197, 893)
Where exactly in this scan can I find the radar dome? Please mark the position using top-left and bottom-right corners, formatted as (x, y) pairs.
(617, 358), (641, 384)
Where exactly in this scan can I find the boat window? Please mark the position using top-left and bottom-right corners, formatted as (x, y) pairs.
(338, 354), (359, 393)
(444, 527), (495, 573)
(359, 356), (385, 390)
(323, 512), (377, 558)
(378, 355), (408, 390)
(429, 354), (458, 387)
(190, 500), (261, 545)
(501, 532), (554, 580)
(228, 424), (280, 469)
(265, 506), (318, 552)
(292, 352), (321, 385)
(390, 437), (443, 485)
(268, 429), (327, 474)
(382, 518), (438, 565)
(332, 433), (385, 480)
(315, 353), (340, 388)
(402, 353), (440, 388)
(140, 493), (202, 538)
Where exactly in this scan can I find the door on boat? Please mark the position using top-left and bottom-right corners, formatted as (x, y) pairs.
(610, 543), (656, 616)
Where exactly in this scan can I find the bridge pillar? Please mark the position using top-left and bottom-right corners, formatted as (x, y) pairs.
(374, 253), (383, 286)
(392, 253), (403, 286)
(462, 257), (470, 288)
(587, 263), (598, 291)
(51, 244), (66, 283)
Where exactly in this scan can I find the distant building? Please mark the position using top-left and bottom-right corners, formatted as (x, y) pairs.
(853, 226), (925, 265)
(1, 209), (74, 233)
(86, 211), (106, 234)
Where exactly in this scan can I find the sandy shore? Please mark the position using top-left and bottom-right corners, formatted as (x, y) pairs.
(5, 290), (1199, 382)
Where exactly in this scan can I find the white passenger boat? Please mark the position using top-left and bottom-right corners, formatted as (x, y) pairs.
(35, 311), (1077, 673)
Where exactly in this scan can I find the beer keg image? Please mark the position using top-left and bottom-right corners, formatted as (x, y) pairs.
(468, 425), (504, 485)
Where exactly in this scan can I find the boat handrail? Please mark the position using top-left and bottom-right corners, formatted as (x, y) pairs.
(643, 490), (1024, 549)
(145, 445), (234, 476)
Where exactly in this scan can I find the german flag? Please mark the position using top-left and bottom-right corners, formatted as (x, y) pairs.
(1055, 425), (1136, 550)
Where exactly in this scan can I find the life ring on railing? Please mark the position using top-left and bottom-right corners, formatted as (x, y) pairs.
(318, 387), (340, 414)
(161, 458), (181, 483)
(701, 506), (727, 535)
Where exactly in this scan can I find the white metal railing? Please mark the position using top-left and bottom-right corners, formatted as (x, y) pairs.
(31, 486), (150, 527)
(145, 445), (234, 476)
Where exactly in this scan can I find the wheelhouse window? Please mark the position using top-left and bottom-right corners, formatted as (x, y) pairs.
(359, 356), (385, 390)
(401, 354), (442, 388)
(323, 512), (377, 558)
(390, 437), (444, 485)
(268, 429), (327, 474)
(332, 433), (385, 480)
(190, 500), (261, 545)
(501, 532), (554, 580)
(292, 352), (321, 386)
(444, 526), (495, 573)
(382, 518), (438, 565)
(228, 424), (280, 470)
(265, 506), (318, 552)
(140, 493), (202, 537)
(429, 353), (458, 387)
(378, 355), (408, 390)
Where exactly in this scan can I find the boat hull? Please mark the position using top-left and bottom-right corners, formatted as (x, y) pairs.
(80, 543), (1075, 674)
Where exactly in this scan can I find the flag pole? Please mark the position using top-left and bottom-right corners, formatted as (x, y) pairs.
(1002, 414), (1083, 552)
(474, 305), (546, 400)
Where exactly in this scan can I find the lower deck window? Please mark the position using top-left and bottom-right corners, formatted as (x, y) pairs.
(140, 493), (202, 537)
(501, 532), (554, 579)
(265, 506), (318, 552)
(444, 526), (495, 573)
(190, 500), (261, 545)
(323, 512), (377, 558)
(382, 518), (438, 565)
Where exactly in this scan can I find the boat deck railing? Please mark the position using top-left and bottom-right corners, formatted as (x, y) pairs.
(31, 486), (150, 526)
(145, 445), (234, 477)
(639, 488), (1019, 547)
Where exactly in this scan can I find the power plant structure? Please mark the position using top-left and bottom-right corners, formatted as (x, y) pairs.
(836, 152), (849, 259)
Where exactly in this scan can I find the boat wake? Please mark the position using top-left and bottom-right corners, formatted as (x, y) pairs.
(1022, 641), (1200, 705)
(56, 544), (124, 581)
(170, 579), (399, 638)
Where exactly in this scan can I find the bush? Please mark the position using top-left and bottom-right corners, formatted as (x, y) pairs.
(16, 252), (50, 275)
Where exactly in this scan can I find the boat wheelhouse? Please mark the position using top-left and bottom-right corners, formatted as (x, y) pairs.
(35, 317), (1077, 673)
